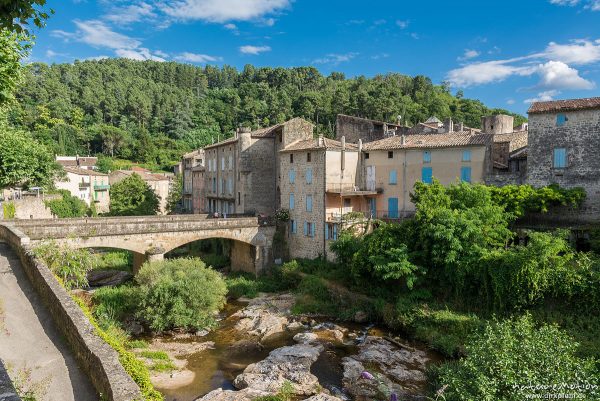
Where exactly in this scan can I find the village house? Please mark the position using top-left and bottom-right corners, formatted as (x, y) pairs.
(279, 135), (376, 260)
(109, 167), (172, 214)
(335, 114), (406, 144)
(181, 149), (205, 213)
(527, 97), (600, 219)
(202, 118), (314, 215)
(362, 131), (493, 218)
(191, 165), (206, 214)
(54, 167), (110, 213)
(55, 155), (98, 170)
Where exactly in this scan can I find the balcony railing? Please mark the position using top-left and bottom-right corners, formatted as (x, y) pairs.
(94, 184), (110, 190)
(325, 182), (381, 195)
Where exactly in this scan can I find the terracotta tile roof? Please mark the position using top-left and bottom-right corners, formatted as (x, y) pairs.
(63, 167), (107, 176)
(111, 170), (169, 181)
(363, 132), (492, 151)
(280, 137), (359, 152)
(493, 130), (528, 152)
(528, 97), (600, 114)
(183, 149), (204, 158)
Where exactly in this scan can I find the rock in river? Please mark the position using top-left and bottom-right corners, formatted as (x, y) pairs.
(232, 293), (297, 341)
(87, 269), (133, 287)
(234, 343), (324, 395)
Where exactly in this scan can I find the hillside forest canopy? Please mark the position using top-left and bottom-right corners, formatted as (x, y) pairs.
(9, 59), (526, 172)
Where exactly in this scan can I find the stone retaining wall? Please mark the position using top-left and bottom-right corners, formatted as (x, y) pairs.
(0, 359), (20, 401)
(0, 224), (142, 401)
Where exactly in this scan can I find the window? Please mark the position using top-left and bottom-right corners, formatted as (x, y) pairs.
(306, 195), (313, 212)
(460, 166), (471, 183)
(423, 151), (431, 163)
(344, 198), (351, 208)
(422, 167), (433, 184)
(289, 193), (295, 210)
(364, 152), (370, 159)
(221, 157), (225, 171)
(306, 168), (313, 184)
(212, 178), (216, 192)
(553, 147), (567, 168)
(307, 152), (311, 162)
(388, 151), (394, 159)
(290, 153), (294, 163)
(557, 114), (568, 127)
(389, 169), (398, 185)
(304, 222), (315, 237)
(228, 155), (233, 170)
(290, 220), (297, 234)
(227, 178), (233, 194)
(289, 169), (296, 184)
(462, 150), (471, 162)
(325, 223), (339, 241)
(238, 192), (241, 205)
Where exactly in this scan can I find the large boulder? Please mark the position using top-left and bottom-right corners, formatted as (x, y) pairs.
(303, 394), (344, 401)
(234, 343), (324, 395)
(233, 293), (296, 341)
(196, 388), (270, 401)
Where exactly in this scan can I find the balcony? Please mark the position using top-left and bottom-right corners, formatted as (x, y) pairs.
(325, 183), (380, 196)
(326, 210), (372, 223)
(78, 182), (90, 188)
(94, 184), (110, 190)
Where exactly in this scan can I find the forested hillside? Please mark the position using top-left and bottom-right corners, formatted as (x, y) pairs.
(10, 58), (525, 171)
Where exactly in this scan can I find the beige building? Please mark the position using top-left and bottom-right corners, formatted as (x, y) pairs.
(279, 136), (376, 260)
(55, 155), (98, 170)
(362, 132), (492, 218)
(109, 168), (172, 214)
(55, 167), (110, 213)
(181, 149), (205, 213)
(203, 118), (314, 215)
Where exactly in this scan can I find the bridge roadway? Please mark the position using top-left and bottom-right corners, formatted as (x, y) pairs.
(9, 214), (276, 273)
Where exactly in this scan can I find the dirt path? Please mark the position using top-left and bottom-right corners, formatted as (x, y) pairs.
(0, 242), (97, 401)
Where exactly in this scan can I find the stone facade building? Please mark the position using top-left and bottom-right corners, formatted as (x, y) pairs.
(203, 118), (314, 215)
(527, 97), (600, 218)
(279, 136), (374, 260)
(191, 165), (205, 214)
(181, 149), (205, 213)
(336, 114), (406, 144)
(55, 167), (110, 213)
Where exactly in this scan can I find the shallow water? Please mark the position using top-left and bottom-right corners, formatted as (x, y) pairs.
(152, 300), (441, 401)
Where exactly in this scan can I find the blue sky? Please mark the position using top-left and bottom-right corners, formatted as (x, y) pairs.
(32, 0), (600, 115)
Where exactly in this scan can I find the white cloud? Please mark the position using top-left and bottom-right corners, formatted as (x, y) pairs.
(544, 39), (600, 65)
(86, 55), (110, 61)
(459, 49), (480, 61)
(535, 60), (595, 90)
(524, 90), (561, 103)
(447, 59), (534, 87)
(239, 45), (271, 55)
(549, 0), (600, 10)
(115, 47), (167, 61)
(313, 52), (358, 65)
(224, 23), (237, 30)
(396, 20), (409, 29)
(506, 99), (515, 105)
(160, 0), (290, 22)
(52, 20), (141, 49)
(104, 2), (156, 25)
(175, 52), (222, 63)
(550, 0), (579, 5)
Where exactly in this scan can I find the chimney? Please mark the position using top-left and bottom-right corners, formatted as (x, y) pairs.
(401, 134), (406, 145)
(444, 118), (454, 133)
(458, 122), (464, 132)
(358, 138), (363, 153)
(318, 134), (324, 147)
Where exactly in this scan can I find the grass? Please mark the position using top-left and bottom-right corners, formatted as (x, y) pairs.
(128, 340), (149, 349)
(92, 250), (133, 272)
(150, 360), (176, 373)
(139, 350), (170, 361)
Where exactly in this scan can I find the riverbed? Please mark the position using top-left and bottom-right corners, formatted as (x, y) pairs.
(143, 294), (443, 401)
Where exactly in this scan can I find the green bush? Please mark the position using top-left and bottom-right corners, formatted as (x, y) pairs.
(33, 242), (95, 289)
(136, 258), (227, 331)
(92, 285), (140, 324)
(93, 250), (133, 272)
(2, 201), (15, 219)
(109, 173), (159, 216)
(45, 189), (89, 218)
(200, 253), (230, 269)
(490, 184), (586, 218)
(225, 263), (301, 299)
(433, 314), (599, 401)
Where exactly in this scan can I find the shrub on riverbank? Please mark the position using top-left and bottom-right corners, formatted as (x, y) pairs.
(432, 315), (599, 401)
(136, 258), (227, 331)
(33, 241), (95, 289)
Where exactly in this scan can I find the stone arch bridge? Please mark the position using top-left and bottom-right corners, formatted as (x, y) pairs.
(5, 215), (276, 274)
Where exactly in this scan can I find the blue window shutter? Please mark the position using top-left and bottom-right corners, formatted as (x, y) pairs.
(311, 223), (315, 237)
(333, 224), (338, 240)
(325, 225), (329, 240)
(388, 198), (399, 219)
(304, 222), (308, 236)
(289, 193), (295, 209)
(422, 167), (433, 184)
(461, 167), (472, 183)
(306, 195), (312, 212)
(306, 168), (313, 184)
(423, 151), (431, 163)
(289, 170), (295, 184)
(389, 169), (397, 184)
(291, 220), (296, 234)
(463, 150), (471, 162)
(554, 148), (567, 168)
(557, 114), (567, 127)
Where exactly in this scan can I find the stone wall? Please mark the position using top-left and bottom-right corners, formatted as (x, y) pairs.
(336, 115), (387, 144)
(527, 109), (600, 221)
(240, 136), (278, 215)
(0, 224), (141, 401)
(0, 359), (20, 401)
(1, 195), (59, 220)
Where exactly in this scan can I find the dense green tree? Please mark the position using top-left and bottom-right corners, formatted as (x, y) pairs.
(0, 0), (52, 33)
(109, 173), (159, 216)
(166, 174), (182, 214)
(0, 29), (31, 110)
(0, 128), (58, 188)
